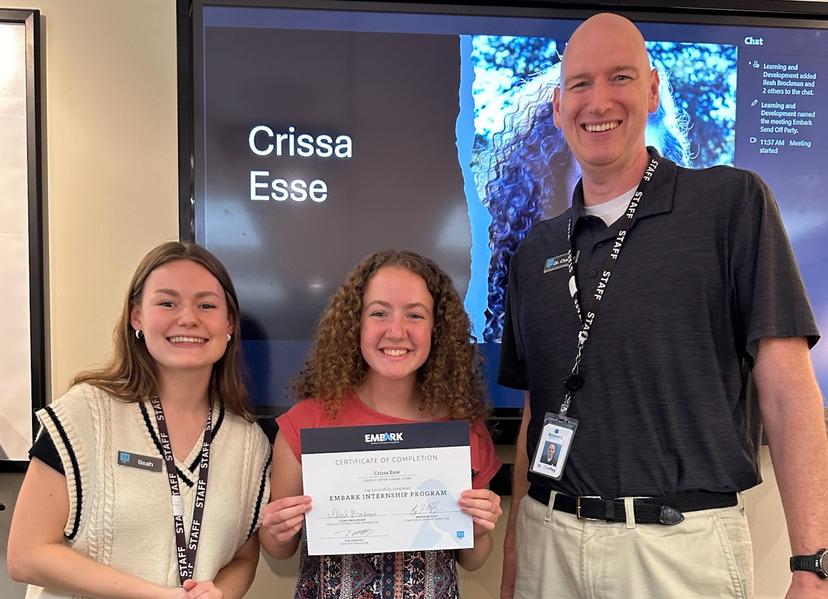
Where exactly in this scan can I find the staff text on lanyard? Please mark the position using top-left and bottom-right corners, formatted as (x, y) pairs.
(559, 157), (659, 416)
(150, 396), (213, 586)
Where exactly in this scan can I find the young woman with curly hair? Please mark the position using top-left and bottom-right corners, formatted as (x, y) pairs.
(260, 249), (502, 599)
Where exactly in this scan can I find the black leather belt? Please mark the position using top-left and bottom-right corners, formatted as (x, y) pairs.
(528, 485), (738, 525)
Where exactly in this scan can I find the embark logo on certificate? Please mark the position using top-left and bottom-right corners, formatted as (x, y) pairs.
(301, 421), (473, 555)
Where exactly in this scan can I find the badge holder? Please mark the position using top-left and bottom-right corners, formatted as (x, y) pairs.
(530, 412), (578, 481)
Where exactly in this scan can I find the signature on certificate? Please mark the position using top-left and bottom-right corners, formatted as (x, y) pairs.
(333, 528), (375, 538)
(328, 507), (379, 519)
(410, 502), (440, 516)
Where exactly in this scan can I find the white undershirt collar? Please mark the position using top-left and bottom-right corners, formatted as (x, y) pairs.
(583, 186), (637, 226)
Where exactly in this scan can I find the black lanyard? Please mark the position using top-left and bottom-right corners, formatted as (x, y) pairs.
(150, 396), (213, 585)
(559, 156), (660, 416)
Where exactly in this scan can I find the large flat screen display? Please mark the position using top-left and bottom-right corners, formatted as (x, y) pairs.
(185, 1), (828, 415)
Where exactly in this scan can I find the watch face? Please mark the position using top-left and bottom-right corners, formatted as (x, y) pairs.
(819, 551), (827, 576)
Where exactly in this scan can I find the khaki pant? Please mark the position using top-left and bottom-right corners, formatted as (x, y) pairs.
(514, 493), (753, 599)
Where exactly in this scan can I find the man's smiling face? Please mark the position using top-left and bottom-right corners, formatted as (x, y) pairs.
(553, 14), (660, 181)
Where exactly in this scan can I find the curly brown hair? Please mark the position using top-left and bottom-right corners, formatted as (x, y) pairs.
(73, 241), (252, 420)
(292, 249), (490, 422)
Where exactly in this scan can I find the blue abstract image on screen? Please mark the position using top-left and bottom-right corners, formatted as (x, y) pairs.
(461, 36), (737, 342)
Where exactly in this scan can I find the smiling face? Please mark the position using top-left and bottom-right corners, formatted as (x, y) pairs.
(130, 259), (233, 381)
(553, 13), (659, 183)
(359, 266), (434, 388)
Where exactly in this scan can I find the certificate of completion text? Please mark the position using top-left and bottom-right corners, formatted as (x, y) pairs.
(301, 420), (473, 555)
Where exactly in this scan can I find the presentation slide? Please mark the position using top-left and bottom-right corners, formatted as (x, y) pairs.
(193, 7), (828, 410)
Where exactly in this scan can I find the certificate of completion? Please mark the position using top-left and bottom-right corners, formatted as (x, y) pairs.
(301, 420), (473, 556)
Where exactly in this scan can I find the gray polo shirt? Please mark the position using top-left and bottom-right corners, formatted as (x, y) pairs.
(499, 151), (819, 498)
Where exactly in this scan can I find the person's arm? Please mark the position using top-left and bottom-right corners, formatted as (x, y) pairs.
(500, 392), (531, 599)
(753, 336), (828, 598)
(457, 487), (502, 571)
(183, 424), (271, 599)
(258, 431), (311, 559)
(182, 534), (260, 599)
(7, 457), (184, 599)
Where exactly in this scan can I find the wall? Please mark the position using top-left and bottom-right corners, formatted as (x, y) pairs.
(1, 0), (180, 595)
(0, 1), (806, 597)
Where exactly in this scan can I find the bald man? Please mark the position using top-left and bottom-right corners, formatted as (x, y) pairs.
(498, 13), (827, 598)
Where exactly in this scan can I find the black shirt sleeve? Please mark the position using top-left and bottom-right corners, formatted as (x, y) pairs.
(29, 428), (65, 475)
(498, 252), (529, 389)
(731, 171), (820, 361)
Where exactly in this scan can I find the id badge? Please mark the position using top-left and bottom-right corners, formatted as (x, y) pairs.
(530, 412), (578, 481)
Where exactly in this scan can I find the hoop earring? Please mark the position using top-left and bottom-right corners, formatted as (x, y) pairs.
(134, 329), (143, 340)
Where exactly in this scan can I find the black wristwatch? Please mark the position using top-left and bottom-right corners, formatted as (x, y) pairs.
(790, 548), (827, 579)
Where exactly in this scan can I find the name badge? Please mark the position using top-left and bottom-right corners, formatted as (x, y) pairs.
(117, 450), (162, 472)
(544, 251), (579, 273)
(530, 413), (578, 481)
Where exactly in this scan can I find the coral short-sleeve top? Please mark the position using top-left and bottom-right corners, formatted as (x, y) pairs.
(276, 391), (501, 489)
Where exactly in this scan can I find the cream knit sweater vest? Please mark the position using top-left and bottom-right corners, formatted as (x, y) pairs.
(27, 384), (271, 598)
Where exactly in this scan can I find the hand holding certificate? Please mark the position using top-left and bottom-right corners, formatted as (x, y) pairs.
(301, 421), (474, 555)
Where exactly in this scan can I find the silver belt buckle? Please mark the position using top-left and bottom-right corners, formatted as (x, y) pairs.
(575, 495), (601, 520)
